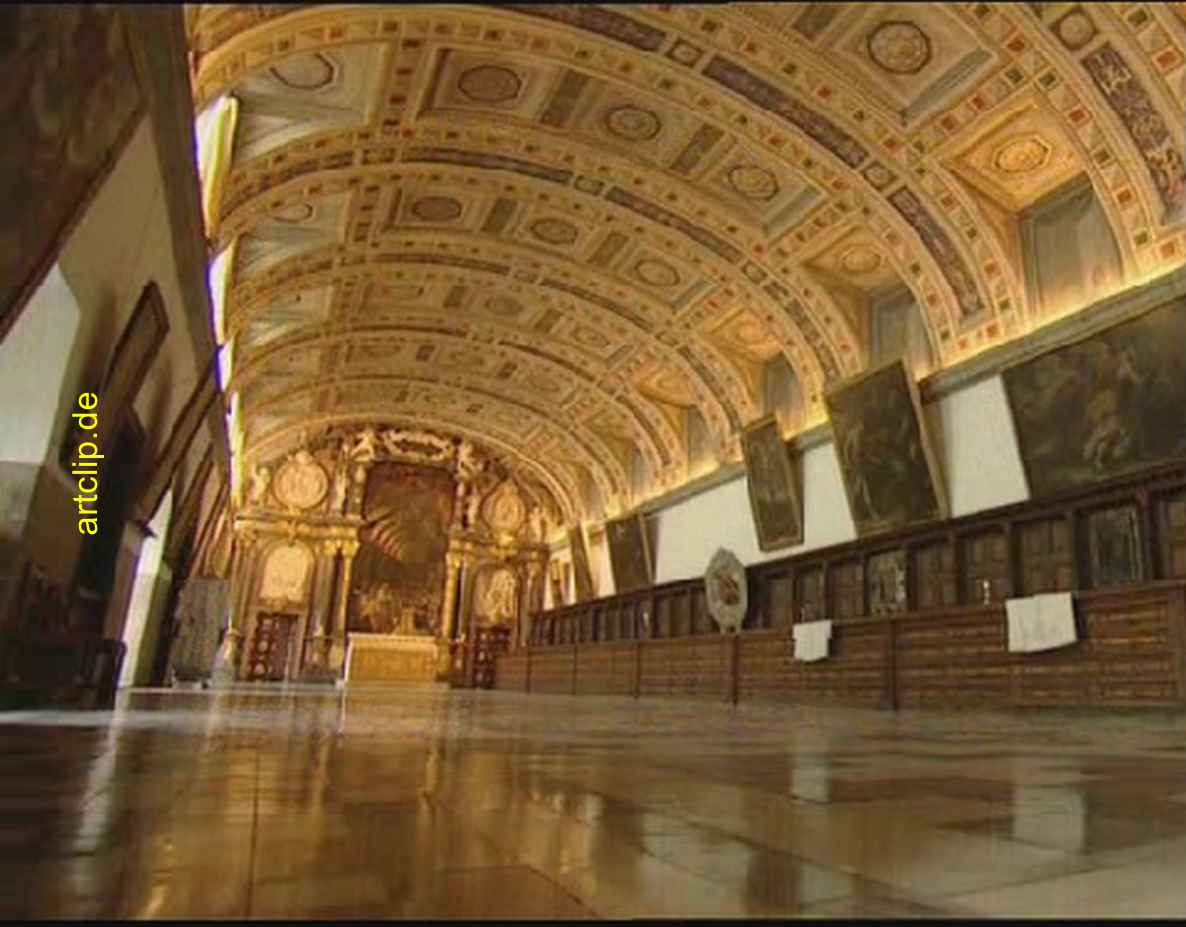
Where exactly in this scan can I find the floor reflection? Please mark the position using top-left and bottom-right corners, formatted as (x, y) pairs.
(2, 688), (1186, 917)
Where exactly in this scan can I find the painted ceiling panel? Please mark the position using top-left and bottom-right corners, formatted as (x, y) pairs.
(189, 2), (1186, 522)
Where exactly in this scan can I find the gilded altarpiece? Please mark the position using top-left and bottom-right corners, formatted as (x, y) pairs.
(352, 462), (455, 637)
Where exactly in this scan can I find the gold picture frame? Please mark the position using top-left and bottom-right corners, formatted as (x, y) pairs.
(605, 512), (654, 594)
(742, 414), (804, 551)
(825, 358), (949, 537)
(568, 526), (596, 602)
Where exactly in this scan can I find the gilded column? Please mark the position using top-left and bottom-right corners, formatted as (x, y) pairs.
(520, 560), (544, 650)
(329, 539), (358, 676)
(213, 530), (255, 684)
(440, 552), (463, 641)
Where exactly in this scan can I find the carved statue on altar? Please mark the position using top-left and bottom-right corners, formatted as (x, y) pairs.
(456, 439), (479, 480)
(248, 464), (271, 505)
(528, 505), (546, 542)
(348, 427), (379, 462)
(330, 465), (348, 515)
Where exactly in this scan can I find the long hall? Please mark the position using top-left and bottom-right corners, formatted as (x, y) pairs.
(6, 4), (1186, 920)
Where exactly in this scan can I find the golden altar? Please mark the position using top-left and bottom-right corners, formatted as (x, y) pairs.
(341, 633), (445, 686)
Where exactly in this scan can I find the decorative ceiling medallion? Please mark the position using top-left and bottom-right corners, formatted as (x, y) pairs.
(272, 450), (329, 509)
(726, 163), (780, 201)
(866, 21), (932, 75)
(992, 135), (1052, 174)
(634, 258), (681, 288)
(603, 104), (662, 141)
(485, 295), (523, 317)
(529, 218), (579, 246)
(1054, 8), (1096, 51)
(734, 320), (769, 345)
(840, 246), (884, 275)
(572, 325), (610, 349)
(273, 202), (315, 224)
(483, 480), (527, 533)
(269, 52), (336, 91)
(457, 65), (523, 104)
(411, 196), (463, 222)
(862, 162), (895, 191)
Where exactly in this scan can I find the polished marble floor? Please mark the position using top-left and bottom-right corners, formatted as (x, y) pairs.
(3, 687), (1186, 918)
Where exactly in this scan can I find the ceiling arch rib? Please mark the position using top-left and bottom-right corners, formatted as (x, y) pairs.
(192, 3), (1186, 524)
(194, 2), (1009, 366)
(230, 322), (683, 480)
(224, 240), (747, 447)
(217, 139), (849, 406)
(241, 372), (629, 508)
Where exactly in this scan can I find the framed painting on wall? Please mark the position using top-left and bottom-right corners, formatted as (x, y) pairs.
(742, 415), (803, 551)
(0, 6), (145, 342)
(568, 527), (596, 602)
(133, 360), (218, 523)
(1002, 299), (1186, 498)
(825, 359), (948, 537)
(605, 513), (653, 595)
(59, 282), (170, 473)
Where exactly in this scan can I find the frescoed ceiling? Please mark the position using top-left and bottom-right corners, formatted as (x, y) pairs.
(188, 2), (1186, 526)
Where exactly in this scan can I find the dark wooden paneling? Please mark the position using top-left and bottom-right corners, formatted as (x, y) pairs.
(767, 572), (793, 628)
(914, 539), (958, 610)
(572, 642), (636, 696)
(797, 566), (824, 622)
(494, 653), (529, 692)
(962, 528), (1010, 604)
(505, 461), (1186, 712)
(1018, 516), (1074, 595)
(639, 637), (729, 700)
(830, 559), (864, 620)
(529, 648), (575, 694)
(1161, 490), (1186, 578)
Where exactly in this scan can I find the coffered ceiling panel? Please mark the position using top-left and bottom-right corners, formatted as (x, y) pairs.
(189, 2), (1186, 527)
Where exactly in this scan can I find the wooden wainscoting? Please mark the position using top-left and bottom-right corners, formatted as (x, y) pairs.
(495, 583), (1186, 712)
(493, 652), (529, 692)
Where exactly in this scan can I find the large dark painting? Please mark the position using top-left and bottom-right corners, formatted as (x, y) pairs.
(1003, 300), (1186, 497)
(0, 6), (144, 341)
(825, 359), (948, 537)
(352, 462), (455, 636)
(742, 415), (803, 550)
(606, 513), (653, 595)
(568, 527), (596, 602)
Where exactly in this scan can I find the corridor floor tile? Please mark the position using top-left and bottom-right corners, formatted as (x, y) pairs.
(3, 686), (1186, 917)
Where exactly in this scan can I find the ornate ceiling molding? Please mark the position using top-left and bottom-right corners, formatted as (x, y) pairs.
(190, 2), (1186, 525)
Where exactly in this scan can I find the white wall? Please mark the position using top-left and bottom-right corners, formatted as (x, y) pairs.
(58, 118), (206, 473)
(552, 370), (1035, 591)
(927, 375), (1030, 517)
(651, 442), (857, 584)
(0, 265), (81, 464)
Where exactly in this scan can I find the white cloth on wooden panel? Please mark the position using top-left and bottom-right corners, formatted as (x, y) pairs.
(1006, 593), (1077, 653)
(793, 620), (833, 662)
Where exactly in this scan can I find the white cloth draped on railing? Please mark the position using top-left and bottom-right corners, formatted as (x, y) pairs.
(1006, 592), (1078, 653)
(792, 620), (833, 662)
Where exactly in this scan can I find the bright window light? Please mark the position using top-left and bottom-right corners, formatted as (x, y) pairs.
(208, 240), (235, 344)
(217, 338), (234, 390)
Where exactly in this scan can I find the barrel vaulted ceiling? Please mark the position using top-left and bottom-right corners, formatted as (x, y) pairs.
(188, 2), (1186, 525)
